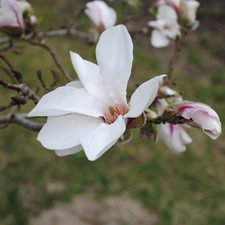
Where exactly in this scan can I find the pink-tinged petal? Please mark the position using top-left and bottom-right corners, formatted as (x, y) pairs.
(1, 0), (23, 28)
(151, 29), (170, 48)
(189, 110), (221, 139)
(37, 114), (103, 150)
(157, 123), (192, 153)
(126, 75), (166, 118)
(28, 86), (106, 117)
(55, 145), (83, 156)
(80, 115), (126, 161)
(166, 0), (180, 13)
(96, 25), (133, 105)
(85, 1), (116, 28)
(70, 51), (112, 105)
(176, 102), (221, 139)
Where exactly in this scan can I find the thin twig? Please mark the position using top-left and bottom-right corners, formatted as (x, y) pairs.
(22, 36), (73, 82)
(163, 29), (187, 85)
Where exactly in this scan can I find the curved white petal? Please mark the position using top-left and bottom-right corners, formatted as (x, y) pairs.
(191, 111), (221, 139)
(126, 75), (166, 118)
(157, 5), (178, 20)
(178, 102), (221, 139)
(55, 145), (83, 156)
(151, 29), (170, 48)
(96, 25), (133, 105)
(70, 51), (112, 105)
(37, 114), (103, 150)
(103, 7), (117, 28)
(80, 116), (126, 161)
(66, 80), (83, 88)
(28, 86), (106, 117)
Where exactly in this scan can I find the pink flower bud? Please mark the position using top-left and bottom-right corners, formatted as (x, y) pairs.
(169, 101), (221, 139)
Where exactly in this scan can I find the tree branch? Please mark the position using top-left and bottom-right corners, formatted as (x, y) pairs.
(0, 113), (44, 131)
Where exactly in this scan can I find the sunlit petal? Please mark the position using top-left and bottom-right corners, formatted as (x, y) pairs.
(37, 114), (103, 150)
(96, 25), (133, 105)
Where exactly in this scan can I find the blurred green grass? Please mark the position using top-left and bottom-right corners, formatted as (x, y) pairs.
(0, 0), (225, 225)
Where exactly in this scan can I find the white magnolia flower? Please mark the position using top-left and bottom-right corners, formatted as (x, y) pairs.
(166, 0), (200, 28)
(29, 25), (166, 161)
(85, 0), (116, 35)
(0, 0), (23, 37)
(148, 5), (180, 48)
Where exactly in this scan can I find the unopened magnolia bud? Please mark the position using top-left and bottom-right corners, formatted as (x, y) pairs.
(178, 0), (200, 28)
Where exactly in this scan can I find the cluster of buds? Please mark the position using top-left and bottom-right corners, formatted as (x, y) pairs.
(141, 86), (221, 153)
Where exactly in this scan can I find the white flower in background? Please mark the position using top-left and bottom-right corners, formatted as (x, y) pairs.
(85, 0), (117, 35)
(155, 86), (192, 153)
(29, 25), (165, 161)
(0, 0), (23, 37)
(148, 5), (180, 48)
(167, 101), (221, 139)
(163, 0), (200, 28)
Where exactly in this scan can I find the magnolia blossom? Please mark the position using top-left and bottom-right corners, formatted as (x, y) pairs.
(156, 87), (192, 153)
(148, 5), (180, 48)
(168, 101), (221, 139)
(0, 0), (23, 37)
(29, 25), (165, 161)
(85, 0), (116, 35)
(165, 0), (200, 28)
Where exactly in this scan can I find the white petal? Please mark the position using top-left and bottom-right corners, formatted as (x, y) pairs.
(103, 6), (117, 28)
(80, 116), (126, 161)
(96, 25), (133, 105)
(151, 30), (170, 48)
(126, 75), (166, 118)
(66, 80), (83, 88)
(157, 5), (178, 20)
(28, 86), (106, 117)
(37, 114), (103, 150)
(55, 145), (83, 156)
(70, 51), (112, 105)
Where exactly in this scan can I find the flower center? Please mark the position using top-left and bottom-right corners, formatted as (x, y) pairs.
(163, 24), (171, 30)
(105, 104), (129, 124)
